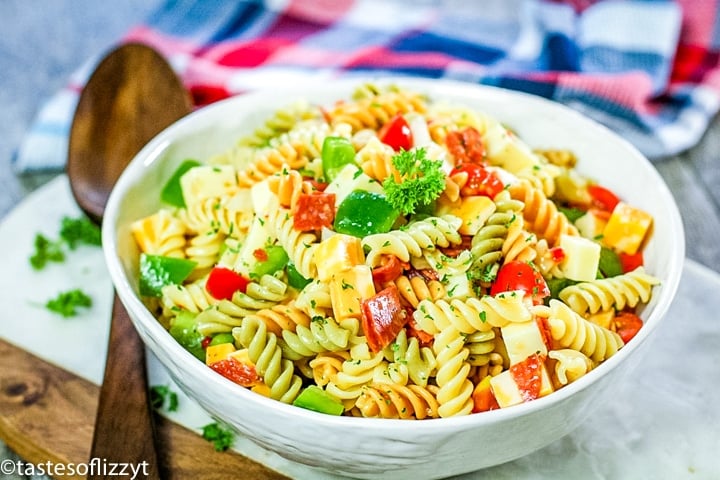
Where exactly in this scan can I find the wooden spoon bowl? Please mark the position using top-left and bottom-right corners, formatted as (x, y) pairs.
(67, 42), (191, 478)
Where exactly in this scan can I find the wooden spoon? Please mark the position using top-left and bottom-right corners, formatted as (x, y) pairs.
(67, 42), (192, 478)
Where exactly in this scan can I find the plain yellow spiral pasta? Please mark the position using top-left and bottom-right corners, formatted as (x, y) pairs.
(413, 293), (532, 335)
(266, 206), (320, 279)
(541, 300), (624, 363)
(432, 325), (474, 418)
(362, 215), (463, 267)
(391, 274), (446, 308)
(131, 209), (187, 258)
(558, 267), (661, 315)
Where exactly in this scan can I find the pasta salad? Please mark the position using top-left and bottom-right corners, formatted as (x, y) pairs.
(131, 83), (660, 419)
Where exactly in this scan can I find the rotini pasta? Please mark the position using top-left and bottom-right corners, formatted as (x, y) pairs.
(132, 83), (659, 419)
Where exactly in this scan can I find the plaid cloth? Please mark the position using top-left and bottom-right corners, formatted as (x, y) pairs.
(14, 0), (720, 172)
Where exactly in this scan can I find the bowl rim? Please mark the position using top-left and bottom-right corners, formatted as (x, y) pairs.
(103, 76), (686, 432)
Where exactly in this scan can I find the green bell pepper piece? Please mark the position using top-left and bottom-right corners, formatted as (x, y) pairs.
(546, 277), (577, 301)
(250, 245), (289, 279)
(322, 136), (356, 182)
(334, 190), (400, 238)
(286, 262), (312, 290)
(208, 332), (235, 347)
(139, 253), (197, 297)
(161, 159), (202, 208)
(598, 246), (624, 278)
(292, 385), (344, 415)
(559, 206), (586, 223)
(168, 310), (205, 361)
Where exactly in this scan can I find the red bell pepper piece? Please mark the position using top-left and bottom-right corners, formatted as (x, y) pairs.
(206, 266), (250, 300)
(378, 114), (413, 151)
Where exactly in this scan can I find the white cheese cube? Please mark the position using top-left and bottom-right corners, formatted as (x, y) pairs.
(232, 215), (273, 277)
(575, 211), (607, 240)
(325, 164), (384, 206)
(490, 362), (554, 408)
(559, 234), (601, 282)
(501, 320), (548, 366)
(250, 179), (278, 217)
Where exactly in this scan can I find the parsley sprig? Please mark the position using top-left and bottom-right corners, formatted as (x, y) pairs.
(29, 215), (101, 270)
(382, 148), (445, 215)
(45, 288), (92, 317)
(150, 385), (179, 412)
(201, 422), (235, 451)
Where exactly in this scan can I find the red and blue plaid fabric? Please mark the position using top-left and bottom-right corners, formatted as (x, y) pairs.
(15, 0), (720, 171)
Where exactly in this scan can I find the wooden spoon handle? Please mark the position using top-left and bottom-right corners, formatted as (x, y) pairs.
(88, 294), (160, 479)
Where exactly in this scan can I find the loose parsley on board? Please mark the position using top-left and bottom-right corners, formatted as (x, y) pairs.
(29, 215), (101, 270)
(45, 288), (92, 317)
(150, 385), (179, 412)
(201, 422), (235, 452)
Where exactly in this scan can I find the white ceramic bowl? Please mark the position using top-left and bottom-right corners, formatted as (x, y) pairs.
(103, 78), (685, 479)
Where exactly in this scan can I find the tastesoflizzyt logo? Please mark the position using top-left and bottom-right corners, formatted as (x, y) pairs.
(1, 458), (150, 479)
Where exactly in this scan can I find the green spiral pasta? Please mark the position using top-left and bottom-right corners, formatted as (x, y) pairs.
(279, 316), (356, 360)
(232, 316), (303, 404)
(465, 330), (497, 366)
(383, 329), (437, 387)
(238, 100), (323, 148)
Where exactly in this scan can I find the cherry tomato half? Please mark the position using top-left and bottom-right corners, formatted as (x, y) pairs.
(452, 163), (504, 199)
(587, 184), (620, 212)
(378, 114), (413, 151)
(490, 261), (550, 304)
(614, 311), (643, 343)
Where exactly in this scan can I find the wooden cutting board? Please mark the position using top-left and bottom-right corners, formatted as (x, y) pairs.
(0, 338), (289, 480)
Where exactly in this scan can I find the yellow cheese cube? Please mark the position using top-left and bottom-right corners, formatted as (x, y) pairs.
(490, 361), (554, 408)
(602, 202), (653, 255)
(437, 195), (496, 236)
(205, 343), (236, 366)
(329, 265), (376, 321)
(314, 234), (365, 282)
(559, 234), (601, 282)
(501, 320), (548, 366)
